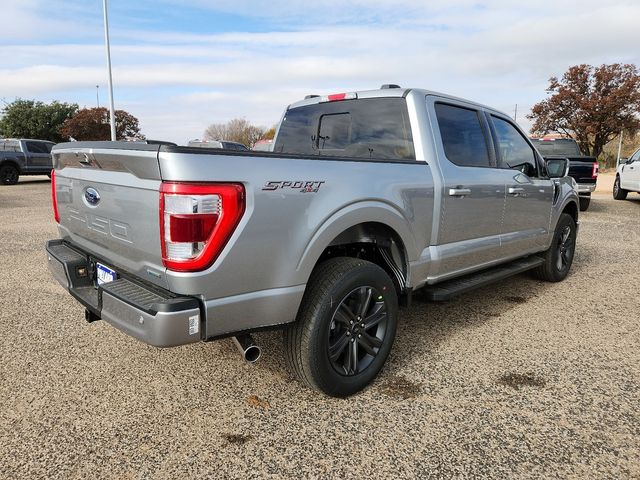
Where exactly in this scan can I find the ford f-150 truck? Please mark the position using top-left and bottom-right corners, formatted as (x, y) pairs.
(46, 86), (579, 397)
(613, 146), (640, 200)
(530, 137), (598, 211)
(1, 138), (56, 185)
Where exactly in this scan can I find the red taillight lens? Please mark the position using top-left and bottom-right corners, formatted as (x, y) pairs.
(591, 162), (599, 179)
(51, 169), (59, 223)
(168, 214), (219, 243)
(159, 182), (245, 272)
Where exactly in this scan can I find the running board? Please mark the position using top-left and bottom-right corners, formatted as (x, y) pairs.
(422, 256), (544, 302)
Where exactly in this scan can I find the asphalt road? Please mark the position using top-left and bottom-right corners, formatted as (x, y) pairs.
(1, 177), (639, 479)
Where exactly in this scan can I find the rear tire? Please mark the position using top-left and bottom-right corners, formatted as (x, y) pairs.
(533, 213), (576, 282)
(284, 257), (398, 397)
(579, 196), (591, 211)
(613, 175), (628, 200)
(0, 164), (19, 185)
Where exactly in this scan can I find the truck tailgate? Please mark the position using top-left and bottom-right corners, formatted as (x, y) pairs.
(52, 142), (168, 289)
(567, 157), (598, 184)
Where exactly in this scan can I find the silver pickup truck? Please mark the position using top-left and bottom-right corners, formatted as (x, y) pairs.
(46, 86), (579, 397)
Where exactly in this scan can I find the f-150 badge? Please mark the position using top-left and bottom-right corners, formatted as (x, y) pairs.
(262, 181), (325, 193)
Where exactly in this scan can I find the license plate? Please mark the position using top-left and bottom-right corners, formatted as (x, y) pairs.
(96, 263), (116, 286)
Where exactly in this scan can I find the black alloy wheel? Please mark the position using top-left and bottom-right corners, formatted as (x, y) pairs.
(284, 257), (398, 397)
(0, 165), (19, 185)
(555, 224), (574, 273)
(533, 213), (576, 282)
(328, 286), (388, 376)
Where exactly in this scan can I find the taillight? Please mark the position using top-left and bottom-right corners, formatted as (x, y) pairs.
(159, 182), (245, 272)
(591, 162), (599, 179)
(51, 169), (59, 223)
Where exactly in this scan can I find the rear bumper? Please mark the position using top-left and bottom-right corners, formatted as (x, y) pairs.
(577, 183), (596, 194)
(46, 239), (202, 347)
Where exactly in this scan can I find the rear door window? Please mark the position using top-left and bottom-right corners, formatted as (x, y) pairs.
(434, 103), (491, 168)
(274, 98), (415, 161)
(25, 141), (50, 154)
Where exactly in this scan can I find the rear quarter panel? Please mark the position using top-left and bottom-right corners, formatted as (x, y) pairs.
(158, 151), (434, 299)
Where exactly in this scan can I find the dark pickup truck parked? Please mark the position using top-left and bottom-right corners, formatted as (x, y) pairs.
(530, 138), (598, 211)
(0, 139), (55, 185)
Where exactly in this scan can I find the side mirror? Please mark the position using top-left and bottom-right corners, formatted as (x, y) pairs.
(546, 158), (570, 178)
(618, 157), (628, 165)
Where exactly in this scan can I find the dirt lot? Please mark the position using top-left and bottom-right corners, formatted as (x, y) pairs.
(1, 177), (639, 479)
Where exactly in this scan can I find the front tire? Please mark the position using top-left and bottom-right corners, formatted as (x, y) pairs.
(0, 164), (19, 185)
(284, 257), (398, 397)
(579, 196), (591, 211)
(533, 213), (577, 282)
(613, 175), (628, 200)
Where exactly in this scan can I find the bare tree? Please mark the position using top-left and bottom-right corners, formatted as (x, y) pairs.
(204, 118), (266, 148)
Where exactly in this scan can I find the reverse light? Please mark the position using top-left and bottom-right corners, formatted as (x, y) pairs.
(160, 182), (245, 272)
(591, 162), (599, 179)
(51, 169), (59, 223)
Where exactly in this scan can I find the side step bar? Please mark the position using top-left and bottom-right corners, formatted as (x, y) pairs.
(422, 256), (544, 302)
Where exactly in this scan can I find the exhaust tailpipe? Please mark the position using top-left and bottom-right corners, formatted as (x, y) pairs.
(232, 334), (261, 363)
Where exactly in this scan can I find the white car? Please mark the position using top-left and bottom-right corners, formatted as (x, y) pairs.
(614, 147), (640, 200)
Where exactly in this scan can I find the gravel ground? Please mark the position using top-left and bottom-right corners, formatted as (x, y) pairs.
(1, 176), (639, 479)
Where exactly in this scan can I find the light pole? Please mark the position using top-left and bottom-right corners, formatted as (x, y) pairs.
(102, 0), (117, 141)
(96, 85), (100, 108)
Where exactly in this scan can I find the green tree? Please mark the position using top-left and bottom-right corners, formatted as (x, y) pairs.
(528, 64), (640, 160)
(0, 99), (78, 142)
(60, 107), (144, 141)
(204, 118), (265, 148)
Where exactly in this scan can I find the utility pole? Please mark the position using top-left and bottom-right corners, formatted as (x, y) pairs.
(96, 85), (100, 108)
(102, 0), (117, 141)
(513, 104), (518, 122)
(616, 131), (624, 168)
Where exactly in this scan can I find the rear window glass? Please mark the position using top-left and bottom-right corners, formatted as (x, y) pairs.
(434, 103), (491, 167)
(0, 140), (20, 152)
(274, 98), (415, 161)
(530, 139), (581, 156)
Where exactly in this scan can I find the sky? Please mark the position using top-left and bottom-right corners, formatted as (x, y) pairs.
(1, 0), (638, 144)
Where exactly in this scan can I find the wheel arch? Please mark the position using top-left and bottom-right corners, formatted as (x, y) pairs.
(296, 202), (417, 295)
(562, 199), (578, 224)
(0, 159), (22, 173)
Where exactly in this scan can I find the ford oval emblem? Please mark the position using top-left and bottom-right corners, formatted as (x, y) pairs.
(84, 187), (101, 206)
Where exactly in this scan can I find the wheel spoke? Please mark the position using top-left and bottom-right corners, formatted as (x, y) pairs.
(357, 287), (373, 318)
(338, 303), (357, 323)
(362, 331), (383, 348)
(358, 336), (377, 356)
(329, 332), (349, 361)
(344, 339), (358, 375)
(364, 303), (386, 329)
(556, 253), (563, 271)
(334, 307), (352, 326)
